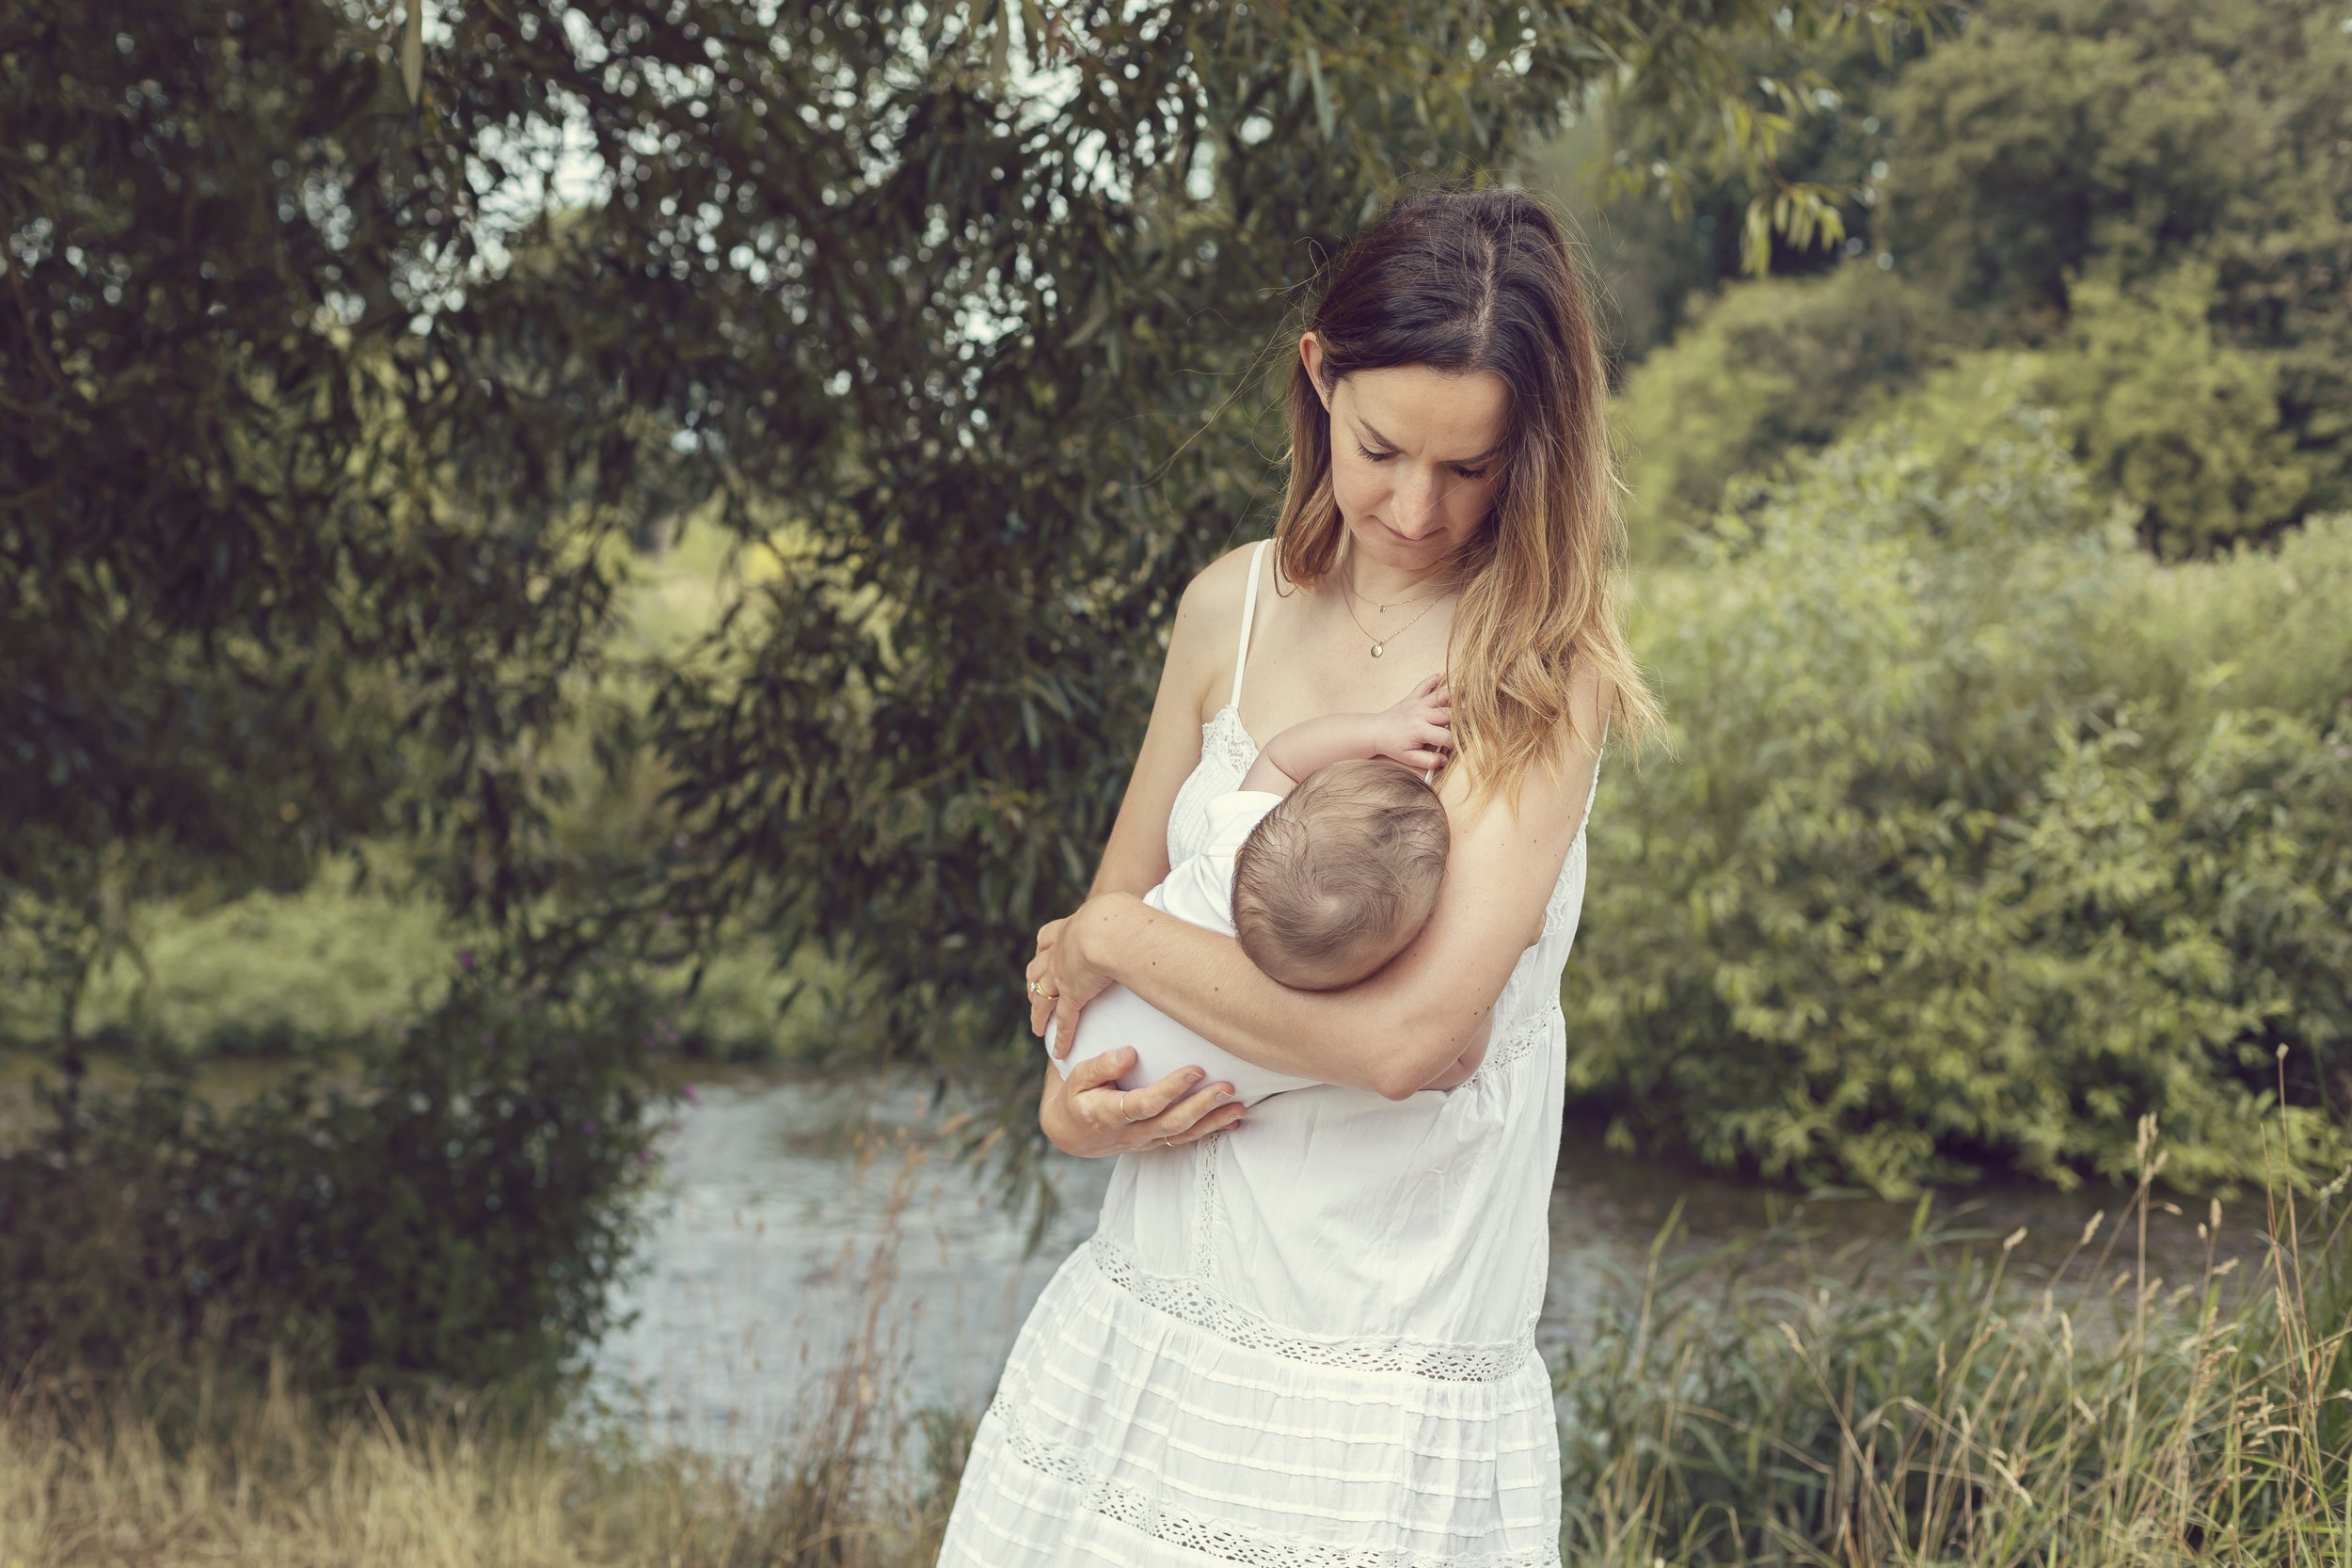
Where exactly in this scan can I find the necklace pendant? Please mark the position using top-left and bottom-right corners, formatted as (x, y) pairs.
(1371, 643), (1384, 657)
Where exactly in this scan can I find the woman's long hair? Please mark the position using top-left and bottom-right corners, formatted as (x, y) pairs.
(1274, 186), (1663, 808)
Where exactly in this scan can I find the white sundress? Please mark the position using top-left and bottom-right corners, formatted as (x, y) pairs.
(939, 540), (1600, 1567)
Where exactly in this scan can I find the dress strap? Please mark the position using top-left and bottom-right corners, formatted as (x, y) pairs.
(1573, 716), (1611, 839)
(1228, 539), (1270, 713)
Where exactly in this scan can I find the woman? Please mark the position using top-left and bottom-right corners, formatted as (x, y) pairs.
(938, 187), (1661, 1566)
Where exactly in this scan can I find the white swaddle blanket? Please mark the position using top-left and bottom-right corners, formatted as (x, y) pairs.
(1045, 789), (1318, 1107)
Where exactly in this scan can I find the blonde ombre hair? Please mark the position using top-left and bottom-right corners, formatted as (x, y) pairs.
(1274, 187), (1662, 808)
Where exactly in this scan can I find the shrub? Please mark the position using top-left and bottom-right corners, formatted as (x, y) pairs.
(1612, 262), (1960, 555)
(2042, 261), (2316, 559)
(1570, 395), (2352, 1194)
(1879, 0), (2352, 530)
(0, 854), (460, 1058)
(0, 964), (668, 1403)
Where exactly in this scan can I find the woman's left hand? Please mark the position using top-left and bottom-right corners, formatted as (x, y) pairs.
(1027, 894), (1134, 1049)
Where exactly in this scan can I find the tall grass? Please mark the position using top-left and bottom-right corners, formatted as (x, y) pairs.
(1560, 1117), (2352, 1566)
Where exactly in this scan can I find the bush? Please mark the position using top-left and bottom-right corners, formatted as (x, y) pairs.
(1570, 396), (2352, 1195)
(0, 854), (460, 1058)
(1880, 0), (2352, 529)
(2042, 261), (2316, 558)
(1612, 262), (1959, 554)
(0, 863), (841, 1068)
(0, 965), (668, 1403)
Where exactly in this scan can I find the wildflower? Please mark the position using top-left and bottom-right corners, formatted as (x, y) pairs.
(680, 1083), (699, 1103)
(457, 948), (476, 973)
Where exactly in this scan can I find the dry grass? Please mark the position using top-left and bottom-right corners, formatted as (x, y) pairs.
(0, 1154), (967, 1568)
(0, 1362), (959, 1567)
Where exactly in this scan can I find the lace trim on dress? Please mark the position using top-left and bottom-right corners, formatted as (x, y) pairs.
(1089, 1235), (1538, 1383)
(1466, 1006), (1557, 1086)
(1187, 1130), (1225, 1280)
(1540, 841), (1584, 938)
(988, 1395), (1562, 1568)
(1202, 704), (1259, 774)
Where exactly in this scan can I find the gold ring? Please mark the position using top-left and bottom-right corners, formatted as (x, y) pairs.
(1027, 979), (1041, 998)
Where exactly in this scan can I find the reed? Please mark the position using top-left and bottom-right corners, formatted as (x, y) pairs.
(1559, 1117), (2352, 1566)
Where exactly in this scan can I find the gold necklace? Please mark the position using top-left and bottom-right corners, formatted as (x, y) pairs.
(1341, 585), (1450, 658)
(1343, 573), (1454, 614)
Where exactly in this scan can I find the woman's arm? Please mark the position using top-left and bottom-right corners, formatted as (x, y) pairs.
(1023, 544), (1267, 1155)
(1081, 545), (1259, 899)
(1040, 672), (1610, 1101)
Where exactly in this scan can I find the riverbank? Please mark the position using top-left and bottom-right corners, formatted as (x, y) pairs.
(8, 1152), (2341, 1568)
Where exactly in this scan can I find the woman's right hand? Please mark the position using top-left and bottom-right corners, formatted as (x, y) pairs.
(1039, 1048), (1244, 1158)
(1025, 916), (1071, 1039)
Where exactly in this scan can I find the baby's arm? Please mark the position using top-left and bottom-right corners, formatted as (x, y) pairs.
(1238, 673), (1453, 795)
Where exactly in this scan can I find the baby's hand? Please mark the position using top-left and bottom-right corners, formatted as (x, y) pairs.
(1374, 673), (1453, 771)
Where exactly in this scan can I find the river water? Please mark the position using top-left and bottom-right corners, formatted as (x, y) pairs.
(581, 1067), (2255, 1463)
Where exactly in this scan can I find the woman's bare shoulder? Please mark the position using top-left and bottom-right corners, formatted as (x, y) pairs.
(1167, 540), (1265, 666)
(1177, 539), (1265, 622)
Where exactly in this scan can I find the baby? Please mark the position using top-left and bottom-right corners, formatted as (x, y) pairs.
(1049, 673), (1483, 1105)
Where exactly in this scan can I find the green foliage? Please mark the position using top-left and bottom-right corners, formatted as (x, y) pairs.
(0, 856), (835, 1066)
(1883, 2), (2241, 326)
(0, 0), (645, 944)
(2041, 261), (2316, 558)
(1520, 11), (1936, 364)
(1569, 399), (2352, 1195)
(0, 969), (666, 1402)
(0, 855), (458, 1058)
(1611, 262), (1959, 549)
(1581, 0), (2348, 561)
(1883, 0), (2352, 527)
(590, 0), (1945, 1097)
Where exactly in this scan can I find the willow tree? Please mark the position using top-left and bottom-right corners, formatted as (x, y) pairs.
(5, 0), (1946, 1061)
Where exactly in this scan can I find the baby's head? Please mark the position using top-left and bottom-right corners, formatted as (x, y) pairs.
(1231, 759), (1450, 990)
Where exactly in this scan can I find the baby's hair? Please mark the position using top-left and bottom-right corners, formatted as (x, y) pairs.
(1231, 759), (1450, 990)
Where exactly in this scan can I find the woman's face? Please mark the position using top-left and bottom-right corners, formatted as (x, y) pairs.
(1300, 333), (1510, 575)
